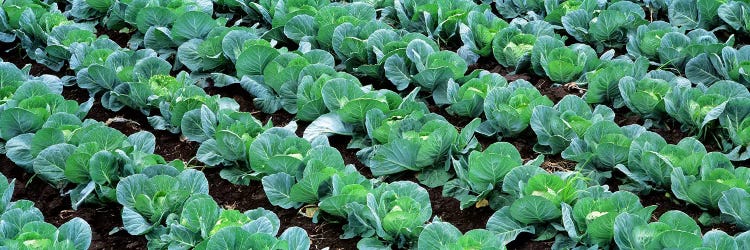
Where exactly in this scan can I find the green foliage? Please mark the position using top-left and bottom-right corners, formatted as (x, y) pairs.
(480, 79), (553, 138)
(0, 172), (92, 250)
(446, 71), (507, 117)
(115, 167), (310, 249)
(562, 120), (647, 182)
(492, 20), (556, 71)
(571, 191), (656, 247)
(531, 95), (615, 154)
(672, 155), (750, 210)
(531, 36), (600, 83)
(665, 80), (749, 134)
(364, 110), (460, 177)
(417, 221), (504, 249)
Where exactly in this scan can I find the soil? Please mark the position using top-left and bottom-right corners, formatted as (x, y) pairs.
(0, 155), (148, 249)
(62, 86), (201, 162)
(328, 135), (374, 179)
(426, 186), (496, 233)
(97, 26), (131, 49)
(204, 83), (297, 127)
(0, 42), (62, 76)
(506, 234), (555, 250)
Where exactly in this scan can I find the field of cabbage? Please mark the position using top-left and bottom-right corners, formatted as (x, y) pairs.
(4, 0), (750, 249)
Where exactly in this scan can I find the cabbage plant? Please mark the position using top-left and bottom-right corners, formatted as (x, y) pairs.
(7, 120), (179, 208)
(686, 46), (750, 87)
(446, 71), (507, 117)
(720, 188), (750, 230)
(626, 21), (682, 63)
(393, 0), (479, 41)
(672, 157), (750, 210)
(479, 79), (553, 138)
(568, 191), (656, 247)
(116, 166), (311, 249)
(238, 46), (338, 114)
(584, 57), (649, 108)
(665, 80), (750, 134)
(531, 36), (600, 83)
(363, 110), (459, 178)
(187, 107), (269, 179)
(562, 120), (647, 183)
(417, 221), (503, 249)
(619, 70), (688, 120)
(492, 20), (556, 71)
(296, 70), (357, 121)
(107, 2), (216, 49)
(0, 71), (87, 141)
(531, 95), (615, 155)
(543, 0), (599, 25)
(5, 1), (95, 71)
(75, 48), (173, 113)
(0, 172), (92, 250)
(494, 0), (545, 19)
(290, 148), (372, 206)
(721, 96), (750, 160)
(485, 167), (588, 243)
(458, 9), (508, 63)
(617, 133), (709, 193)
(342, 181), (432, 248)
(613, 211), (703, 249)
(148, 84), (241, 134)
(668, 0), (725, 30)
(384, 39), (468, 103)
(650, 29), (732, 70)
(719, 1), (750, 35)
(562, 1), (647, 50)
(281, 2), (378, 51)
(443, 142), (541, 209)
(318, 77), (401, 126)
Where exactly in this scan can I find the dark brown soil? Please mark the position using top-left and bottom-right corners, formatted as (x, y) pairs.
(535, 78), (586, 103)
(0, 155), (148, 250)
(427, 186), (496, 233)
(62, 86), (200, 162)
(0, 41), (62, 76)
(540, 155), (576, 173)
(96, 27), (131, 49)
(468, 56), (504, 74)
(614, 108), (644, 127)
(328, 135), (374, 179)
(506, 234), (555, 250)
(205, 83), (297, 127)
(650, 121), (690, 145)
(504, 130), (540, 162)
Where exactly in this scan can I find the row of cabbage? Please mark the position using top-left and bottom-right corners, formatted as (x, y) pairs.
(0, 4), (476, 248)
(458, 103), (750, 248)
(0, 58), (516, 248)
(7, 58), (750, 249)
(4, 0), (750, 248)
(0, 61), (312, 249)
(1, 0), (746, 143)
(20, 0), (750, 160)
(0, 12), (511, 246)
